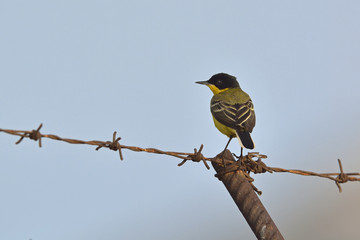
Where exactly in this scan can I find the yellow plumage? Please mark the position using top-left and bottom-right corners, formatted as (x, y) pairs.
(212, 115), (237, 138)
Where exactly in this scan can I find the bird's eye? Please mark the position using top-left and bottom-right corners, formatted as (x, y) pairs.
(216, 80), (222, 86)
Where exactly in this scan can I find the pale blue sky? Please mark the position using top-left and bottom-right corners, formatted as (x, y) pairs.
(1, 1), (360, 239)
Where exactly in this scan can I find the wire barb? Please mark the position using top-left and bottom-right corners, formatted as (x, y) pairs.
(335, 159), (348, 192)
(15, 123), (43, 147)
(178, 144), (209, 169)
(95, 132), (124, 160)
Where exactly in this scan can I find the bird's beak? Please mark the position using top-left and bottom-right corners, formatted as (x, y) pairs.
(195, 81), (209, 85)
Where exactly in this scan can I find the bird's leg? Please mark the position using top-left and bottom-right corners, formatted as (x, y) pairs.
(223, 137), (233, 153)
(232, 147), (243, 160)
(220, 137), (233, 167)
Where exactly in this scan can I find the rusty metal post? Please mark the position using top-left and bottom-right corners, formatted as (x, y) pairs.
(212, 150), (284, 240)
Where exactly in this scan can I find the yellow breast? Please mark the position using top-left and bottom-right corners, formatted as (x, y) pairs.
(212, 116), (236, 138)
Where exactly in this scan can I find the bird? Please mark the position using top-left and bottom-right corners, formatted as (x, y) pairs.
(196, 73), (256, 157)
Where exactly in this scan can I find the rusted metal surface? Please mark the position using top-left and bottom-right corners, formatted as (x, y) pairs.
(212, 150), (284, 240)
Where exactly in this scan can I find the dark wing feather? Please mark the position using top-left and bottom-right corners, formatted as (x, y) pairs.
(211, 99), (255, 132)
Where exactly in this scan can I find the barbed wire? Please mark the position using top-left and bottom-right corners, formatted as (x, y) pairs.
(1, 123), (359, 193)
(0, 124), (211, 169)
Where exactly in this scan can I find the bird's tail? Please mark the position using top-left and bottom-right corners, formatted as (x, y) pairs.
(235, 131), (255, 149)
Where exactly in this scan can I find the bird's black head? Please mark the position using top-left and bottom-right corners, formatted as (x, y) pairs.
(207, 73), (240, 89)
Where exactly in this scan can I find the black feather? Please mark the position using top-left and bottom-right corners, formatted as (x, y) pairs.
(237, 131), (255, 149)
